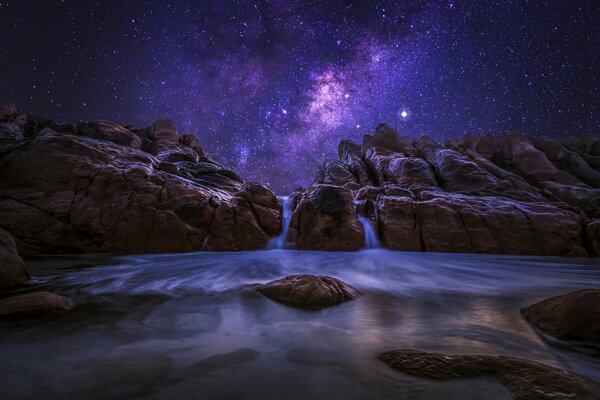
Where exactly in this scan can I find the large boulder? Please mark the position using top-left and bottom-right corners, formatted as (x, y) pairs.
(254, 274), (359, 308)
(380, 349), (600, 400)
(522, 289), (600, 344)
(377, 192), (585, 255)
(0, 291), (74, 319)
(0, 228), (29, 288)
(0, 110), (281, 255)
(287, 184), (364, 251)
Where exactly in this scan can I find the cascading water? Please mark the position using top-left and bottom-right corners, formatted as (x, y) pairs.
(269, 195), (292, 249)
(358, 216), (381, 249)
(356, 200), (381, 249)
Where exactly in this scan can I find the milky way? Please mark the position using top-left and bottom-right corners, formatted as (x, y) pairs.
(0, 1), (598, 192)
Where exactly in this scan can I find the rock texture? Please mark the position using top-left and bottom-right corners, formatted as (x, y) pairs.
(380, 349), (600, 400)
(287, 185), (364, 251)
(308, 123), (599, 255)
(0, 105), (281, 255)
(0, 291), (74, 319)
(0, 228), (29, 287)
(254, 274), (360, 308)
(522, 289), (600, 345)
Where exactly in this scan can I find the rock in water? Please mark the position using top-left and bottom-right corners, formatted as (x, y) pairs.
(0, 228), (29, 288)
(254, 274), (359, 308)
(522, 289), (600, 345)
(0, 291), (74, 319)
(380, 349), (600, 400)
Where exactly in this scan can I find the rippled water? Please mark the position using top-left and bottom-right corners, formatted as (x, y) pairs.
(1, 250), (600, 399)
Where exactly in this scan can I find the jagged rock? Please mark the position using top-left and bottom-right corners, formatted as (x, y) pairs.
(377, 192), (585, 255)
(316, 161), (358, 186)
(0, 228), (29, 288)
(587, 219), (600, 255)
(522, 289), (600, 345)
(362, 123), (415, 155)
(0, 109), (280, 255)
(0, 291), (73, 319)
(533, 137), (600, 188)
(254, 274), (359, 308)
(287, 184), (363, 251)
(78, 121), (142, 149)
(338, 139), (372, 186)
(380, 349), (600, 400)
(562, 136), (600, 157)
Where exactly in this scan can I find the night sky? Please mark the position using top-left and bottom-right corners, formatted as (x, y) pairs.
(1, 1), (598, 192)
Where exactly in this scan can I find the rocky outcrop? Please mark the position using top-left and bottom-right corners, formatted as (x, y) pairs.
(0, 105), (281, 255)
(308, 124), (599, 255)
(254, 274), (360, 308)
(0, 228), (29, 288)
(522, 289), (600, 345)
(378, 192), (585, 255)
(380, 349), (600, 400)
(287, 184), (364, 251)
(0, 291), (74, 319)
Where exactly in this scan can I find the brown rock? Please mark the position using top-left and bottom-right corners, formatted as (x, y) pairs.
(380, 349), (600, 400)
(0, 228), (29, 288)
(150, 119), (179, 142)
(79, 121), (142, 149)
(377, 192), (584, 255)
(587, 219), (600, 256)
(254, 274), (359, 308)
(0, 117), (280, 255)
(522, 289), (600, 344)
(0, 291), (74, 319)
(287, 184), (364, 251)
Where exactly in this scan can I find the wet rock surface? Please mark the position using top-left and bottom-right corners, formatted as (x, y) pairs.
(522, 289), (600, 345)
(0, 228), (29, 288)
(380, 349), (600, 400)
(0, 291), (74, 319)
(0, 105), (281, 255)
(254, 274), (360, 308)
(311, 124), (599, 255)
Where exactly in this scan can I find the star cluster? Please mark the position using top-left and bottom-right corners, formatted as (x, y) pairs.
(0, 0), (598, 192)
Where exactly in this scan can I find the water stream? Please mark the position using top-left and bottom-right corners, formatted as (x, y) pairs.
(1, 250), (599, 399)
(358, 216), (381, 249)
(268, 196), (292, 249)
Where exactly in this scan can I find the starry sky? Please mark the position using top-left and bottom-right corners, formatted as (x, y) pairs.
(0, 0), (598, 193)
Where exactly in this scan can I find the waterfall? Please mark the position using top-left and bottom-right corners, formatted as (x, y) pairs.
(356, 200), (381, 249)
(358, 216), (381, 249)
(269, 196), (292, 249)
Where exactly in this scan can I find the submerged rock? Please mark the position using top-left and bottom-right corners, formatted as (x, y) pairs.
(185, 348), (259, 374)
(0, 228), (29, 288)
(522, 289), (600, 345)
(380, 349), (600, 400)
(254, 274), (359, 308)
(0, 291), (74, 319)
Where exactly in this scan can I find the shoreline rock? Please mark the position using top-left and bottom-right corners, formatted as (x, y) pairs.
(0, 228), (29, 288)
(380, 349), (600, 400)
(0, 291), (74, 320)
(522, 289), (600, 345)
(0, 105), (281, 255)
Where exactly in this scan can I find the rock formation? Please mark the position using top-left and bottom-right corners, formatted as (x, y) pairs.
(300, 123), (600, 255)
(380, 349), (600, 400)
(0, 228), (29, 287)
(0, 291), (74, 319)
(522, 289), (600, 345)
(0, 105), (282, 255)
(253, 274), (360, 308)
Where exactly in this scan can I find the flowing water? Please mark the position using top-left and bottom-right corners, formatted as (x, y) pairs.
(1, 250), (600, 400)
(269, 196), (292, 249)
(358, 216), (381, 249)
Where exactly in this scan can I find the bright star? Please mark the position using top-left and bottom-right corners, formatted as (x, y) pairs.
(400, 110), (408, 118)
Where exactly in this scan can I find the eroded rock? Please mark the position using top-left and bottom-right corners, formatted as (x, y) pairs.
(380, 349), (600, 400)
(0, 228), (29, 288)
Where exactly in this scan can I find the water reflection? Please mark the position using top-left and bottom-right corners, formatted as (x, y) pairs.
(1, 250), (599, 399)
